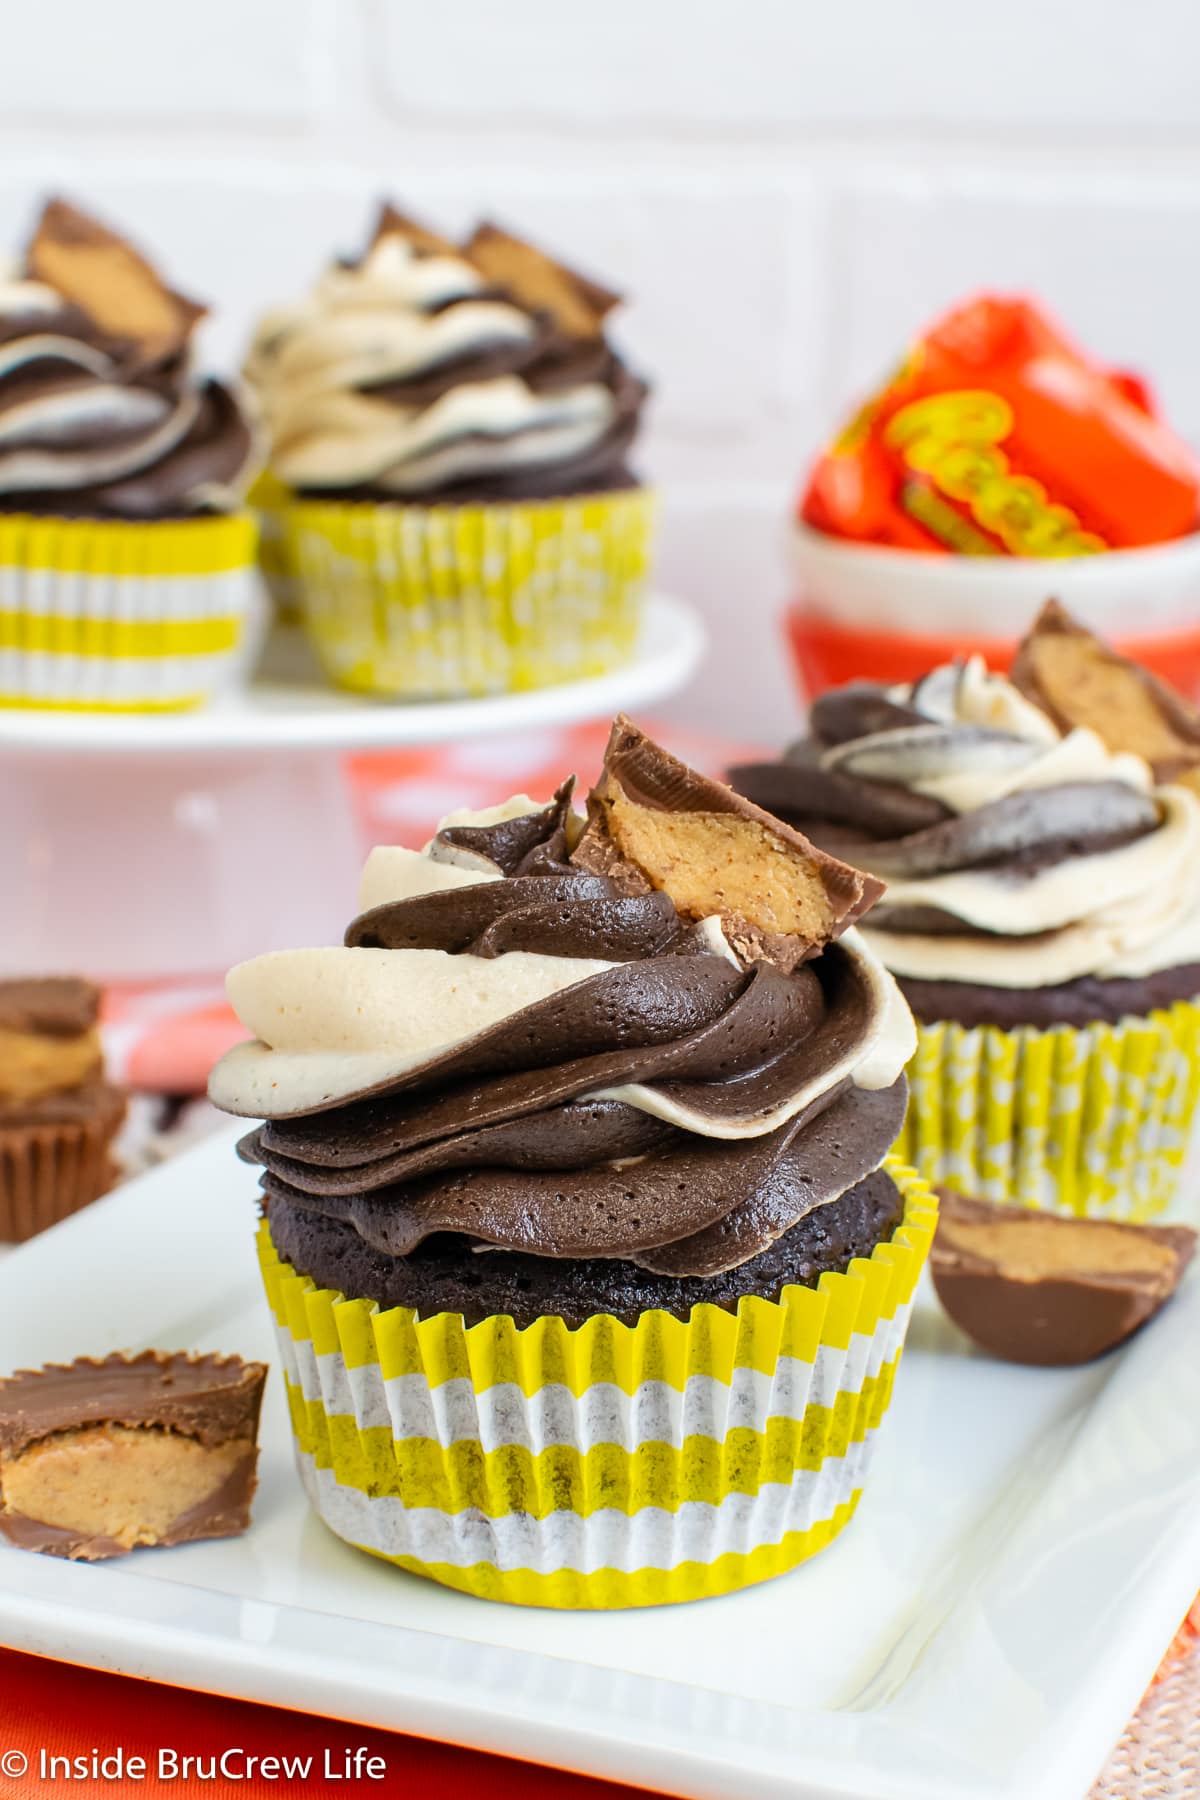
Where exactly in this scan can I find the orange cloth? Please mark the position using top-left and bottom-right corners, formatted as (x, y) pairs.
(0, 1613), (1196, 1799)
(0, 1648), (636, 1797)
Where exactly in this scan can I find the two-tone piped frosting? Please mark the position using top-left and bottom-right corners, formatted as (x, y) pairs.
(732, 656), (1200, 1022)
(211, 724), (914, 1301)
(0, 199), (254, 518)
(243, 204), (647, 503)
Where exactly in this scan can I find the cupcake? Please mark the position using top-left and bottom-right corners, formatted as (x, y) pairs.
(0, 979), (126, 1240)
(244, 204), (654, 698)
(0, 198), (259, 711)
(731, 607), (1200, 1220)
(209, 721), (934, 1608)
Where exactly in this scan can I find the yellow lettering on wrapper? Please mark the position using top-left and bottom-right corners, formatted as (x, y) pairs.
(885, 390), (1107, 557)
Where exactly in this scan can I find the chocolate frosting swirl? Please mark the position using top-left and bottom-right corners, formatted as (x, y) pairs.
(244, 205), (647, 504)
(0, 200), (253, 518)
(219, 779), (913, 1281)
(732, 657), (1200, 991)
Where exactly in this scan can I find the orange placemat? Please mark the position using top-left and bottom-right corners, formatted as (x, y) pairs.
(0, 1610), (1197, 1798)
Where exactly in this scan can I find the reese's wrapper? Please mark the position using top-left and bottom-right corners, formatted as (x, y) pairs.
(802, 295), (1200, 555)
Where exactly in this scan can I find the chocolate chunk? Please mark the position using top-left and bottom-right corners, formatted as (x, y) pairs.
(27, 198), (206, 365)
(0, 1352), (266, 1560)
(930, 1189), (1196, 1366)
(0, 977), (100, 1037)
(1011, 600), (1200, 793)
(573, 717), (883, 970)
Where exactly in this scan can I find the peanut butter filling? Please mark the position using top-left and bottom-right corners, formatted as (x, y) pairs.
(0, 1026), (101, 1103)
(1012, 601), (1200, 793)
(939, 1213), (1180, 1285)
(2, 1424), (252, 1549)
(1023, 636), (1190, 765)
(603, 787), (837, 942)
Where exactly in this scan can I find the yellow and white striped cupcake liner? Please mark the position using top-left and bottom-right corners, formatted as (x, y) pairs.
(257, 1156), (937, 1610)
(280, 488), (656, 700)
(896, 999), (1200, 1220)
(0, 511), (261, 712)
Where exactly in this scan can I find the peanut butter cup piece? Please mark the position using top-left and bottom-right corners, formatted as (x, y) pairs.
(465, 221), (621, 341)
(0, 1352), (266, 1560)
(0, 977), (99, 1038)
(27, 197), (206, 363)
(930, 1188), (1195, 1366)
(572, 717), (884, 970)
(1011, 600), (1200, 794)
(368, 200), (460, 261)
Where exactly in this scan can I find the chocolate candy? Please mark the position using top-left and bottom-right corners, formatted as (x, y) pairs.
(0, 1352), (266, 1560)
(930, 1188), (1196, 1366)
(28, 197), (206, 364)
(574, 715), (884, 969)
(1011, 600), (1200, 794)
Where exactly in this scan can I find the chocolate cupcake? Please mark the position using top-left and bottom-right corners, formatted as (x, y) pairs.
(210, 721), (935, 1608)
(244, 204), (655, 696)
(732, 612), (1200, 1218)
(0, 198), (258, 711)
(0, 979), (125, 1240)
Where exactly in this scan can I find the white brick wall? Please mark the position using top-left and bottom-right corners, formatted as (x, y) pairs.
(8, 0), (1200, 742)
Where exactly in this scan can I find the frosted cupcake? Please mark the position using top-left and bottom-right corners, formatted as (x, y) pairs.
(0, 198), (259, 711)
(732, 613), (1200, 1218)
(210, 720), (934, 1608)
(244, 205), (654, 697)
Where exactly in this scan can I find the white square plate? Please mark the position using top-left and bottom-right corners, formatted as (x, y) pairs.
(0, 1127), (1196, 1800)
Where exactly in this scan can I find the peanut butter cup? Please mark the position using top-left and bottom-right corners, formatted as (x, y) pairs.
(0, 1352), (266, 1560)
(0, 977), (125, 1241)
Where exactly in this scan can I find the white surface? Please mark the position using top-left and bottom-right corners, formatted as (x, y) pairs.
(0, 1127), (1197, 1800)
(793, 527), (1200, 640)
(1, 597), (703, 980)
(5, 3), (1200, 745)
(0, 594), (705, 758)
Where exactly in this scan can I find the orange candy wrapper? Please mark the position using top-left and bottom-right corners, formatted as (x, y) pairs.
(802, 295), (1200, 555)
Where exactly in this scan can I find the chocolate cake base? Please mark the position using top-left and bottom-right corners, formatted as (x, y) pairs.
(898, 962), (1200, 1030)
(264, 1167), (904, 1331)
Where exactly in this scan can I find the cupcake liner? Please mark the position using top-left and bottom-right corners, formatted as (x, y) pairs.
(281, 489), (656, 699)
(257, 1155), (937, 1609)
(896, 999), (1200, 1220)
(0, 1092), (126, 1241)
(0, 511), (262, 712)
(247, 472), (302, 623)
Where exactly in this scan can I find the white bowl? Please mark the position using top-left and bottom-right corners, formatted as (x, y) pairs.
(793, 523), (1200, 642)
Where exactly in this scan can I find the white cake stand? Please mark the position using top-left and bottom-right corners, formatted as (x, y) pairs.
(4, 594), (705, 980)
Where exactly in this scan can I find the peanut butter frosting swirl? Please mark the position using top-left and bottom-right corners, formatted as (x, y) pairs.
(244, 205), (647, 503)
(732, 656), (1200, 989)
(0, 200), (254, 518)
(213, 748), (914, 1281)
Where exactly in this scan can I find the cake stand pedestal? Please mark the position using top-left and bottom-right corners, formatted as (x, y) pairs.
(3, 595), (705, 980)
